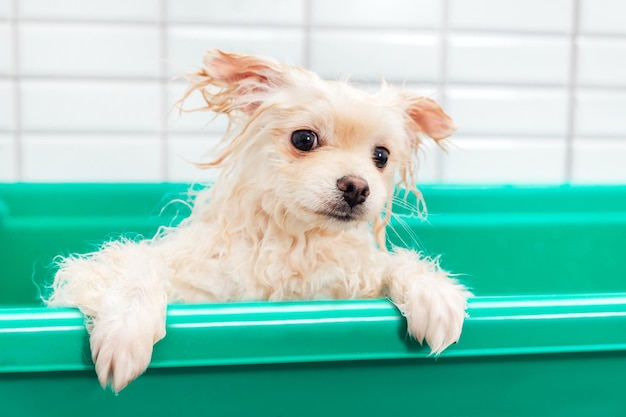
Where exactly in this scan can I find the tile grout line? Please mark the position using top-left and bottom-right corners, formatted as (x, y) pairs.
(3, 74), (626, 92)
(564, 0), (581, 183)
(434, 0), (450, 183)
(9, 17), (626, 40)
(11, 0), (22, 180)
(159, 0), (169, 181)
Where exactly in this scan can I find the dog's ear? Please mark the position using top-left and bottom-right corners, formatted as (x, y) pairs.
(202, 50), (287, 89)
(180, 50), (295, 119)
(402, 94), (457, 145)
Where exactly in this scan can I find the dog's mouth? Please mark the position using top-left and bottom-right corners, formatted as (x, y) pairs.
(319, 210), (358, 222)
(316, 203), (368, 223)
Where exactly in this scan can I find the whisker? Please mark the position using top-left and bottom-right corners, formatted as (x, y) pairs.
(387, 212), (429, 251)
(391, 194), (427, 219)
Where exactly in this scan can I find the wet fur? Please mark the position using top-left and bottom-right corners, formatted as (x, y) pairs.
(47, 50), (472, 392)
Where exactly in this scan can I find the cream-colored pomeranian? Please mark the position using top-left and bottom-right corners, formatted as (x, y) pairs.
(47, 50), (472, 393)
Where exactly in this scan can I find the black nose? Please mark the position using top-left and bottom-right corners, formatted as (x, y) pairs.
(337, 176), (370, 208)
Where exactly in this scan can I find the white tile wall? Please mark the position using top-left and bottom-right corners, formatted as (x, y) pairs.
(572, 139), (626, 183)
(167, 134), (221, 182)
(21, 80), (161, 132)
(580, 0), (626, 35)
(449, 0), (572, 33)
(446, 87), (568, 136)
(19, 0), (160, 22)
(0, 0), (10, 19)
(413, 140), (443, 183)
(0, 80), (13, 131)
(311, 31), (438, 82)
(447, 35), (570, 85)
(576, 91), (626, 137)
(20, 24), (161, 77)
(0, 135), (14, 180)
(167, 27), (304, 77)
(444, 138), (566, 184)
(0, 23), (12, 75)
(1, 0), (625, 184)
(311, 0), (439, 28)
(578, 38), (626, 86)
(168, 0), (304, 25)
(22, 134), (161, 181)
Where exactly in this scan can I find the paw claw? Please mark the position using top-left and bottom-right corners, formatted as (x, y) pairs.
(90, 324), (157, 393)
(403, 281), (472, 355)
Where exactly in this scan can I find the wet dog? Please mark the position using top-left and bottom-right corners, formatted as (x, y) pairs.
(47, 50), (472, 392)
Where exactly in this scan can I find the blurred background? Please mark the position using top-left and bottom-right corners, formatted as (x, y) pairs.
(0, 0), (624, 184)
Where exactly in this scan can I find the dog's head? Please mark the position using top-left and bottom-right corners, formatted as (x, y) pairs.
(182, 50), (455, 246)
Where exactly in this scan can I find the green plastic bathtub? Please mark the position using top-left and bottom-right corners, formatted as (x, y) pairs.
(1, 183), (625, 417)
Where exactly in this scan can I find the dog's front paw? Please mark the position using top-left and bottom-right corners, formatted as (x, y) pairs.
(403, 277), (471, 355)
(387, 250), (472, 355)
(89, 319), (164, 393)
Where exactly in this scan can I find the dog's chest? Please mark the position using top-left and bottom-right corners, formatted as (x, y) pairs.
(164, 221), (389, 302)
(246, 230), (389, 300)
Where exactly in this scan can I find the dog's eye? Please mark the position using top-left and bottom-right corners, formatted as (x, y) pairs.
(291, 130), (319, 152)
(373, 146), (389, 169)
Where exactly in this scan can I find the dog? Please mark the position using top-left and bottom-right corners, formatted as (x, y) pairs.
(47, 50), (472, 393)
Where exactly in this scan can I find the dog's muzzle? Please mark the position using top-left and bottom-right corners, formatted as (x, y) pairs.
(315, 176), (370, 222)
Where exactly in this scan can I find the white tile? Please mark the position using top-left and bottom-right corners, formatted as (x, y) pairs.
(20, 24), (160, 77)
(447, 35), (570, 85)
(578, 38), (626, 86)
(167, 134), (222, 182)
(449, 0), (572, 33)
(0, 80), (13, 131)
(580, 0), (626, 35)
(572, 139), (626, 183)
(0, 0), (11, 18)
(311, 0), (439, 28)
(576, 91), (626, 137)
(22, 134), (161, 182)
(0, 23), (12, 75)
(442, 137), (566, 184)
(0, 135), (16, 181)
(166, 27), (304, 78)
(21, 80), (160, 132)
(392, 83), (441, 98)
(310, 30), (438, 82)
(313, 80), (441, 99)
(413, 139), (444, 183)
(168, 0), (304, 25)
(446, 87), (568, 136)
(357, 82), (440, 97)
(167, 82), (230, 134)
(19, 0), (159, 21)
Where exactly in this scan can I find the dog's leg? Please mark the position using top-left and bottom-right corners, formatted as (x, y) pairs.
(384, 248), (472, 354)
(47, 240), (169, 392)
